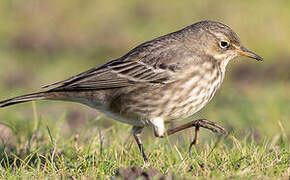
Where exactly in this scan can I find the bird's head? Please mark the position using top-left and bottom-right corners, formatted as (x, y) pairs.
(186, 21), (263, 65)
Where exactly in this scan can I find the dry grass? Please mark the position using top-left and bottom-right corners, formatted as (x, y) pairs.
(0, 0), (289, 179)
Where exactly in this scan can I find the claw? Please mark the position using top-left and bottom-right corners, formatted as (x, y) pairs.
(188, 119), (227, 152)
(197, 119), (227, 134)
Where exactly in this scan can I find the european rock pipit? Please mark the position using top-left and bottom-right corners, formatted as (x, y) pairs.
(0, 21), (263, 164)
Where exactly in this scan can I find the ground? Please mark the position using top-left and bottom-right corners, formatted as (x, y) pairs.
(0, 0), (289, 179)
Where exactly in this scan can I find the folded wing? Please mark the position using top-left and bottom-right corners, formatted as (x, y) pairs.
(44, 59), (172, 92)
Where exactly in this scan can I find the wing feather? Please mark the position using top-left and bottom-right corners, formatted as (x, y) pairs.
(46, 60), (172, 91)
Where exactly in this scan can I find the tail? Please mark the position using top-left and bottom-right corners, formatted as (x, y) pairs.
(0, 92), (47, 108)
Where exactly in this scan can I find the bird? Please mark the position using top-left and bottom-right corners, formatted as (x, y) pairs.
(0, 20), (263, 164)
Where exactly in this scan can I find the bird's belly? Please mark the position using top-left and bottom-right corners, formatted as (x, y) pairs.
(113, 70), (223, 123)
(69, 97), (145, 127)
(99, 108), (145, 127)
(161, 87), (215, 122)
(156, 73), (222, 122)
(70, 64), (222, 126)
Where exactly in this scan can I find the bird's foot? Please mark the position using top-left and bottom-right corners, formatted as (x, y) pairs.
(189, 119), (227, 152)
(193, 119), (227, 134)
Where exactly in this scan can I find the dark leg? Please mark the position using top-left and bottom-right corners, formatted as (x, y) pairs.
(188, 124), (200, 152)
(164, 119), (227, 151)
(132, 126), (149, 165)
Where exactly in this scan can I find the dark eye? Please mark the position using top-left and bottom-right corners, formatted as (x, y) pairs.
(220, 41), (229, 48)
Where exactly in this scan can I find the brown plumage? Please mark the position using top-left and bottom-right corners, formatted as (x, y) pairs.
(0, 21), (263, 164)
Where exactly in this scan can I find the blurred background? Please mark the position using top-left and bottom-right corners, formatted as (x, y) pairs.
(0, 0), (289, 148)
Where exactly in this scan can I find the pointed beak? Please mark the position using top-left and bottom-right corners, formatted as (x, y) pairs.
(235, 47), (263, 61)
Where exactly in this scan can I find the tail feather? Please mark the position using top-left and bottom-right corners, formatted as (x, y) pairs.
(0, 92), (46, 108)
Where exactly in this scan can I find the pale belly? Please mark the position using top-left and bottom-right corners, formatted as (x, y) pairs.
(106, 72), (222, 125)
(70, 62), (223, 127)
(155, 81), (220, 122)
(143, 69), (223, 122)
(75, 98), (146, 127)
(79, 84), (218, 127)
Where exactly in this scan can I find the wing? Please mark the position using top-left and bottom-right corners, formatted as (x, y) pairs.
(45, 59), (172, 91)
(44, 32), (193, 92)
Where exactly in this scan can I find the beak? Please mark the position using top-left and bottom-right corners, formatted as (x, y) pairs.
(235, 47), (263, 61)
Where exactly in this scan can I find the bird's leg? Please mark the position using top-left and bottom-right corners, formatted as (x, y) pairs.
(188, 122), (200, 152)
(192, 124), (200, 144)
(164, 119), (227, 151)
(132, 126), (149, 165)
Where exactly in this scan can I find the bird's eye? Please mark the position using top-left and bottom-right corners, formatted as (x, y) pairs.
(219, 41), (229, 49)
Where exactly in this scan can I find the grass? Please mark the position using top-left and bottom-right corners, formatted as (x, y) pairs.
(0, 82), (289, 179)
(0, 119), (289, 179)
(0, 0), (289, 179)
